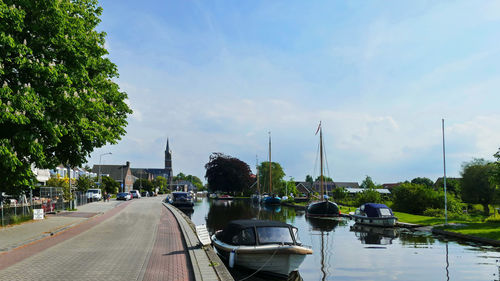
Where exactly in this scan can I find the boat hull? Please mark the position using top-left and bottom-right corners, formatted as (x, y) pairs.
(351, 214), (397, 227)
(212, 235), (312, 277)
(306, 201), (340, 217)
(262, 196), (281, 205)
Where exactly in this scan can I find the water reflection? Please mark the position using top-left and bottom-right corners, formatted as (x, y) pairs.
(191, 198), (500, 281)
(350, 224), (399, 245)
(178, 207), (194, 218)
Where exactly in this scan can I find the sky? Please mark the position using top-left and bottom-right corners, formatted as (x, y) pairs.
(88, 0), (500, 185)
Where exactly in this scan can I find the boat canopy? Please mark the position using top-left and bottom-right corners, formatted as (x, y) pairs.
(361, 203), (394, 217)
(217, 219), (296, 245)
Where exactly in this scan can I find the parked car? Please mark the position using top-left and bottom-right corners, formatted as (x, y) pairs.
(116, 192), (131, 201)
(86, 189), (102, 201)
(141, 191), (149, 197)
(130, 190), (141, 199)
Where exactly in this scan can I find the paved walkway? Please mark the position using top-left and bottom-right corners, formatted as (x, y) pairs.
(0, 200), (123, 253)
(0, 196), (229, 281)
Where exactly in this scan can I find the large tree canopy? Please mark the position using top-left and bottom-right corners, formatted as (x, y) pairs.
(205, 153), (252, 193)
(461, 158), (496, 215)
(0, 0), (132, 193)
(258, 161), (285, 194)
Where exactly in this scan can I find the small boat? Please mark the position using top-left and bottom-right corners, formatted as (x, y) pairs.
(217, 194), (234, 200)
(262, 194), (281, 205)
(211, 219), (312, 278)
(168, 191), (194, 208)
(351, 203), (397, 227)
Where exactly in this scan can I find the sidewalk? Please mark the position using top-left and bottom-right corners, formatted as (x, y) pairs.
(0, 200), (123, 253)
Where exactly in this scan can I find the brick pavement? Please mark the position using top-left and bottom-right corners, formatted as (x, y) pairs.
(142, 206), (194, 281)
(0, 198), (158, 281)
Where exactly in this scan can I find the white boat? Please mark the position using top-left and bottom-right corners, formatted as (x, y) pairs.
(351, 203), (397, 227)
(211, 219), (312, 278)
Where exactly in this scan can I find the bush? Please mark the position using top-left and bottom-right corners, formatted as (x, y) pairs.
(485, 213), (500, 223)
(355, 189), (382, 206)
(392, 183), (463, 215)
(423, 208), (444, 217)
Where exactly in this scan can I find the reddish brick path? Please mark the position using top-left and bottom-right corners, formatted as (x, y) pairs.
(0, 200), (132, 270)
(143, 206), (194, 281)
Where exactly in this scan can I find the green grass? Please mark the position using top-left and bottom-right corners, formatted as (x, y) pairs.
(438, 222), (500, 241)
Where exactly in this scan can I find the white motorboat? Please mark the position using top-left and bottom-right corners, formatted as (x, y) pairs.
(211, 219), (312, 278)
(351, 203), (397, 227)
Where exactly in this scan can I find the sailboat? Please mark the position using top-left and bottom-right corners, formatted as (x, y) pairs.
(251, 156), (261, 203)
(262, 132), (281, 205)
(306, 122), (340, 217)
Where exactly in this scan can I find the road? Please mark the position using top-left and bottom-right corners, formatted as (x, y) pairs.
(0, 196), (191, 281)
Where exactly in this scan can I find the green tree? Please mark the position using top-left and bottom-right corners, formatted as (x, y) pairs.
(360, 175), (376, 189)
(75, 175), (96, 192)
(258, 161), (285, 195)
(411, 177), (434, 188)
(46, 177), (73, 200)
(314, 175), (333, 182)
(153, 176), (167, 192)
(435, 177), (461, 198)
(0, 0), (132, 194)
(101, 176), (118, 194)
(305, 175), (313, 185)
(355, 189), (381, 206)
(461, 159), (496, 215)
(133, 178), (153, 192)
(332, 187), (348, 202)
(205, 153), (252, 193)
(278, 177), (298, 197)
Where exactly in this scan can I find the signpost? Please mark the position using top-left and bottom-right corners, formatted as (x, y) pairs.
(33, 209), (44, 220)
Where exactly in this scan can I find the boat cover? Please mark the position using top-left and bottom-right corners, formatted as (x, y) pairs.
(363, 203), (393, 217)
(218, 219), (292, 244)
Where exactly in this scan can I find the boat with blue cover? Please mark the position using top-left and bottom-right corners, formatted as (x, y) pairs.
(351, 203), (397, 227)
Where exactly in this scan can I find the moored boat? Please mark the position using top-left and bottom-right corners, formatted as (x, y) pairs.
(351, 203), (397, 227)
(262, 194), (281, 205)
(211, 219), (312, 278)
(168, 191), (194, 208)
(306, 122), (340, 218)
(306, 200), (340, 217)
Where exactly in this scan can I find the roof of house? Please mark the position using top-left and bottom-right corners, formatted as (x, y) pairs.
(335, 182), (360, 189)
(92, 164), (129, 181)
(345, 188), (391, 194)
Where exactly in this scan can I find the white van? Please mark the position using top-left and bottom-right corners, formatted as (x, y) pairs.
(86, 189), (102, 201)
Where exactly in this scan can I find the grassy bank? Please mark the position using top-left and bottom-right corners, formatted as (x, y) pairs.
(437, 222), (500, 241)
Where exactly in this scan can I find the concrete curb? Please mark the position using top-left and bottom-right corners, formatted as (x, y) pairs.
(432, 228), (500, 247)
(162, 202), (234, 281)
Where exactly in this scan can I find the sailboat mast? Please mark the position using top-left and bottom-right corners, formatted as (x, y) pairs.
(320, 123), (324, 201)
(256, 155), (260, 195)
(269, 131), (272, 194)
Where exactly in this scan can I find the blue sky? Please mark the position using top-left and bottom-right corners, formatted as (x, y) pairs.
(88, 0), (500, 184)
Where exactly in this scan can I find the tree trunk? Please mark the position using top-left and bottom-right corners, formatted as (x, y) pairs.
(483, 204), (490, 216)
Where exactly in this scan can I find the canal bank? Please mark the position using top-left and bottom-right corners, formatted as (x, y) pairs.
(163, 202), (234, 281)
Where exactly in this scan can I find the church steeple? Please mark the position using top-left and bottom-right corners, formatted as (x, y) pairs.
(164, 138), (172, 183)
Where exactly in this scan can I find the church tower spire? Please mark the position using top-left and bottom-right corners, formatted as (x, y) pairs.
(165, 138), (173, 183)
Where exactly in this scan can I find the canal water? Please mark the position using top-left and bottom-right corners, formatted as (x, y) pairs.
(185, 198), (500, 281)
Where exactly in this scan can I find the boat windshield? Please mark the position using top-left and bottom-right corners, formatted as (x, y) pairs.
(257, 227), (293, 244)
(379, 208), (392, 216)
(231, 228), (256, 245)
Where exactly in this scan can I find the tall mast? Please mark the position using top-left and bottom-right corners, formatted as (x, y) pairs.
(269, 131), (272, 194)
(320, 123), (324, 201)
(256, 155), (260, 195)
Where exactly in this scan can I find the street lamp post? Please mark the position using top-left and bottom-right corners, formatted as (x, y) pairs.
(98, 152), (112, 186)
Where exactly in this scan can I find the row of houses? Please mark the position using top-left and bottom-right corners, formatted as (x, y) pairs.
(294, 181), (393, 196)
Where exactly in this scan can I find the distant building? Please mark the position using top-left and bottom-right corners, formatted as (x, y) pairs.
(131, 138), (174, 185)
(92, 161), (133, 192)
(311, 181), (360, 194)
(381, 183), (400, 190)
